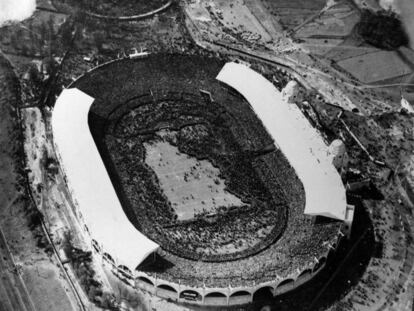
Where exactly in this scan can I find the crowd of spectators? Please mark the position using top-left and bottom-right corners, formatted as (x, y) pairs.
(104, 90), (288, 262)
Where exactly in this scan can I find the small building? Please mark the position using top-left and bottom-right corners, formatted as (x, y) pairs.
(401, 96), (414, 114)
(128, 48), (150, 59)
(328, 139), (349, 172)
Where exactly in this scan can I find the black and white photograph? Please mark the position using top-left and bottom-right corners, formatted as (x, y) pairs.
(0, 0), (413, 310)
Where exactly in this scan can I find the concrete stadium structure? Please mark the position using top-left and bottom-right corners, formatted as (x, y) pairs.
(52, 57), (353, 306)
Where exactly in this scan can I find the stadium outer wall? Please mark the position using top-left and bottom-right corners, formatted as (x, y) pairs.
(62, 54), (348, 306)
(93, 239), (343, 306)
(64, 202), (343, 306)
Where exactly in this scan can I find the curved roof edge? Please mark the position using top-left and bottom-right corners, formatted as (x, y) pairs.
(216, 62), (347, 221)
(52, 88), (159, 270)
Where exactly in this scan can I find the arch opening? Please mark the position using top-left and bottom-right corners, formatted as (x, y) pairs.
(229, 291), (252, 305)
(277, 278), (294, 288)
(275, 278), (295, 295)
(157, 284), (178, 300)
(103, 252), (115, 265)
(205, 292), (227, 298)
(138, 276), (154, 286)
(296, 269), (312, 286)
(118, 265), (133, 280)
(327, 248), (336, 261)
(313, 256), (327, 272)
(253, 286), (273, 302)
(157, 284), (177, 293)
(204, 292), (227, 306)
(230, 291), (251, 297)
(91, 239), (101, 253)
(298, 269), (312, 278)
(180, 290), (201, 301)
(118, 265), (132, 274)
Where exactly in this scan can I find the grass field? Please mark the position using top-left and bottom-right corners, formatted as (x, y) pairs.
(145, 138), (245, 221)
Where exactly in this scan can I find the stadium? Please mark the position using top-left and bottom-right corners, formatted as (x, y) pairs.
(51, 54), (353, 306)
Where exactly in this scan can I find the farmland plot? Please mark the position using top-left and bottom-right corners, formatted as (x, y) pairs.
(296, 3), (360, 38)
(261, 0), (327, 30)
(337, 50), (413, 84)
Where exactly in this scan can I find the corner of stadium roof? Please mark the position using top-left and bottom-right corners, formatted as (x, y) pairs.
(217, 62), (349, 222)
(52, 87), (159, 271)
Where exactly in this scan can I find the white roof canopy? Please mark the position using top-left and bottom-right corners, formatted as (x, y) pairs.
(217, 62), (347, 221)
(52, 88), (159, 271)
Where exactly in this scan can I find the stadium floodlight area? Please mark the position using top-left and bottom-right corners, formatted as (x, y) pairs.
(217, 62), (348, 221)
(52, 88), (159, 271)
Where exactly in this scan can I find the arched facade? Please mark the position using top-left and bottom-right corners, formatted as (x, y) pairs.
(134, 235), (341, 307)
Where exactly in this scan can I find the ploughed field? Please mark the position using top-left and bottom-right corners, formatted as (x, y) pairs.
(73, 55), (341, 274)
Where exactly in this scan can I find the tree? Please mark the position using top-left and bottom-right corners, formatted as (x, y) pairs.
(59, 20), (75, 50)
(28, 64), (42, 85)
(357, 10), (409, 50)
(93, 31), (106, 51)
